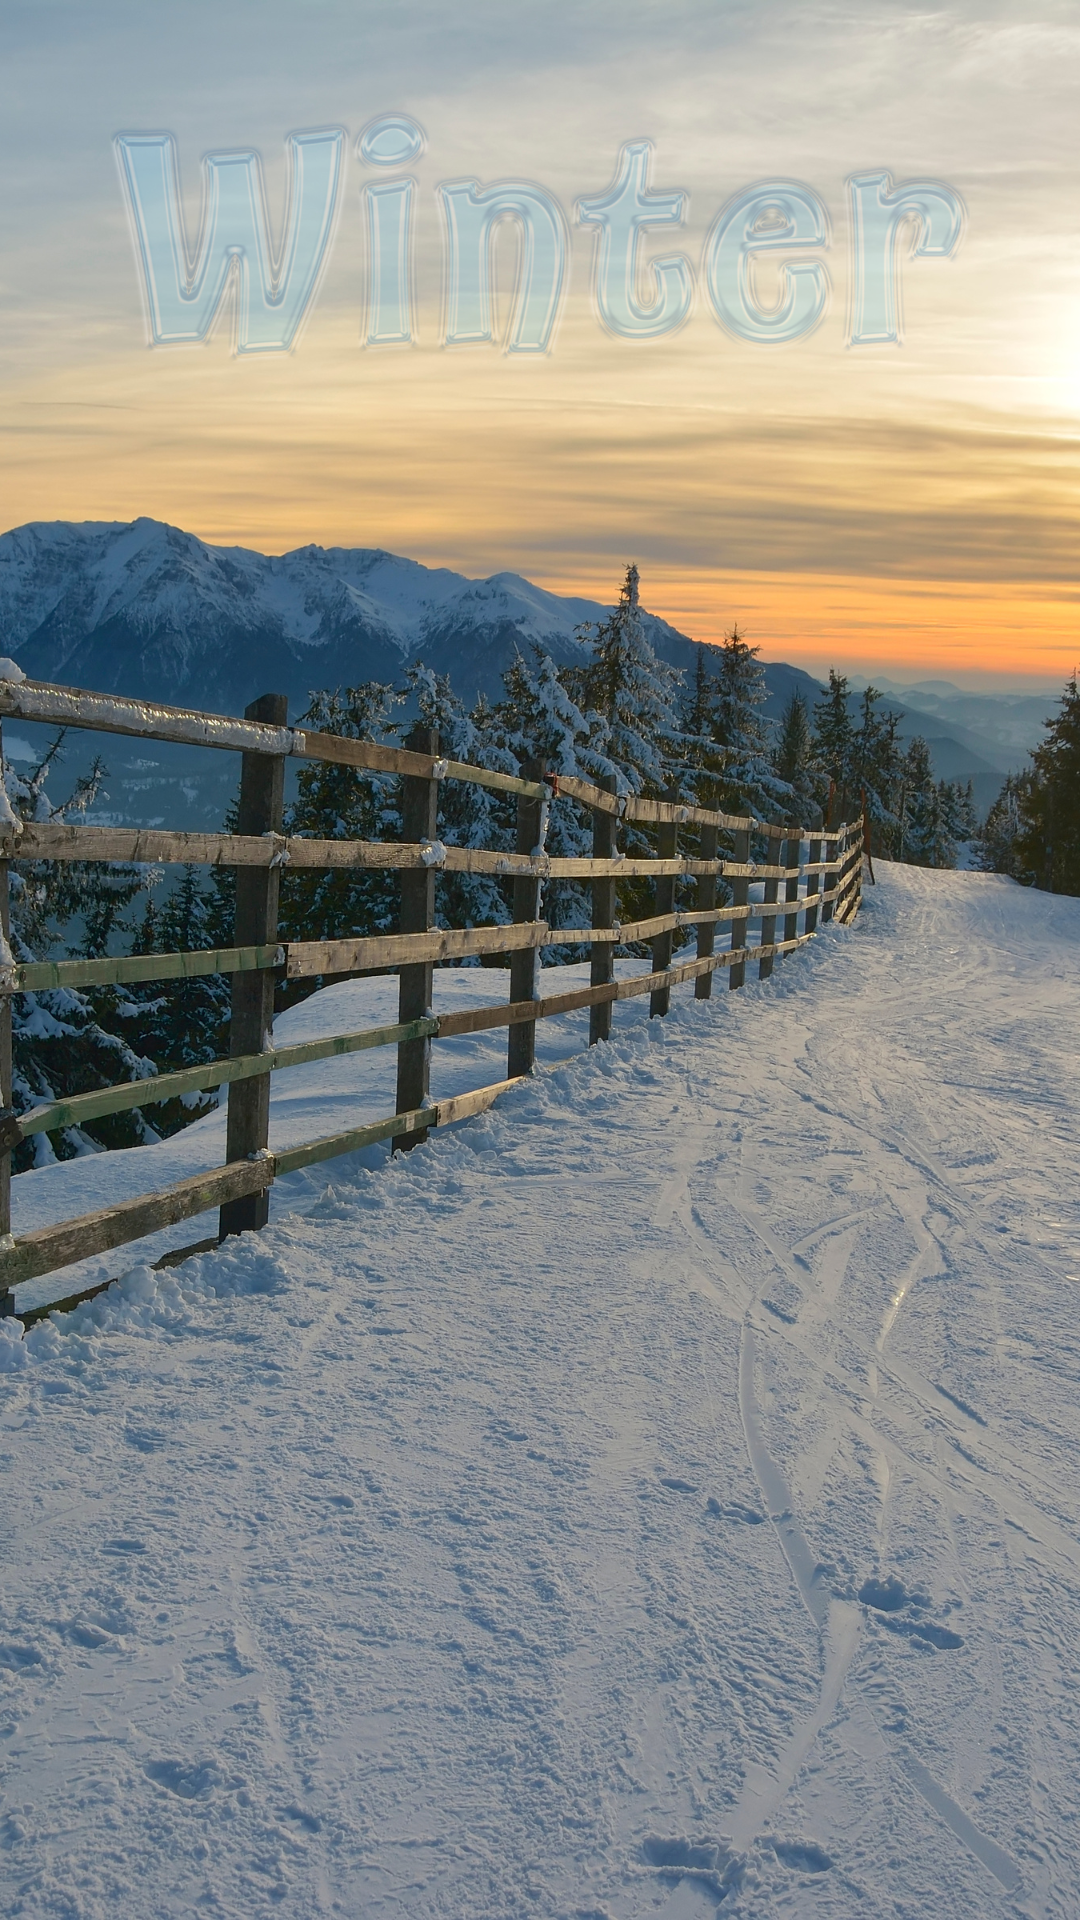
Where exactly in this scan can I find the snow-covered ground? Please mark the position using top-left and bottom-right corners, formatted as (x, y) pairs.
(9, 955), (664, 1315)
(1, 862), (1078, 1919)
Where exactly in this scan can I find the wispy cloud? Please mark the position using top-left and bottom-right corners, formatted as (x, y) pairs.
(1, 0), (1078, 680)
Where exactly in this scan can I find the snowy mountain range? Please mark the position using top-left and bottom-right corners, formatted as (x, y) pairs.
(0, 517), (1042, 823)
(0, 516), (780, 716)
(0, 517), (816, 827)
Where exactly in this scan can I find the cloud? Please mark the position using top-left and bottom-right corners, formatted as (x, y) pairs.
(1, 0), (1078, 679)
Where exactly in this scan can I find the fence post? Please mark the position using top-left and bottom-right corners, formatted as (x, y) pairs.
(836, 823), (858, 921)
(782, 830), (802, 946)
(861, 789), (876, 886)
(757, 826), (783, 981)
(589, 775), (617, 1044)
(836, 826), (853, 921)
(650, 795), (679, 1018)
(847, 820), (865, 919)
(803, 817), (823, 935)
(728, 824), (751, 990)
(396, 725), (439, 1148)
(822, 825), (839, 924)
(507, 757), (545, 1079)
(219, 692), (288, 1240)
(694, 820), (718, 1000)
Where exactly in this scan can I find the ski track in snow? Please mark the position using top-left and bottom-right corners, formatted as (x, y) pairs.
(0, 862), (1078, 1918)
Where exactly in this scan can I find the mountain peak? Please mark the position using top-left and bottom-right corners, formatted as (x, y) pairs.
(0, 518), (709, 714)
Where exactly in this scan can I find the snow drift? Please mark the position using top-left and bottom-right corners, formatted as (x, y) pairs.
(1, 864), (1078, 1918)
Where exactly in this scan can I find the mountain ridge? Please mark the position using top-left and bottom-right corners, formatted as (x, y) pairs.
(0, 517), (1026, 822)
(0, 516), (753, 716)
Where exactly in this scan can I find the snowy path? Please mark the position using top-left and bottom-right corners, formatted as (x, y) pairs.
(2, 864), (1079, 1918)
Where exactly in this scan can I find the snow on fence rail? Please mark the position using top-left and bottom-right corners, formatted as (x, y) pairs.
(0, 678), (864, 1317)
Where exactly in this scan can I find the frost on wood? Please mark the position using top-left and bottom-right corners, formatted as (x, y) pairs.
(0, 775), (23, 837)
(0, 680), (297, 756)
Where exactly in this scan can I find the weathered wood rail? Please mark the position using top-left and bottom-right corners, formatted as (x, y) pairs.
(0, 676), (864, 1315)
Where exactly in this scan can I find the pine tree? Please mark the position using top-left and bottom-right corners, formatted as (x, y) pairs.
(5, 731), (148, 960)
(691, 627), (794, 820)
(3, 735), (161, 1168)
(954, 778), (978, 840)
(110, 867), (232, 1138)
(683, 648), (714, 743)
(495, 646), (607, 943)
(773, 690), (816, 821)
(900, 738), (957, 868)
(566, 563), (684, 798)
(277, 682), (404, 961)
(811, 671), (856, 822)
(849, 686), (903, 839)
(676, 647), (728, 812)
(975, 678), (1080, 892)
(977, 774), (1030, 880)
(1014, 674), (1080, 894)
(775, 691), (811, 785)
(407, 664), (516, 932)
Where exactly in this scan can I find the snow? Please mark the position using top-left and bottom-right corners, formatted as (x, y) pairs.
(8, 957), (661, 1313)
(0, 520), (691, 711)
(8, 679), (297, 757)
(2, 863), (1079, 1918)
(0, 520), (602, 662)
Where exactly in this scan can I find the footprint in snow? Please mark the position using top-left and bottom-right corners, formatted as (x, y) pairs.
(772, 1838), (833, 1873)
(146, 1759), (223, 1800)
(643, 1836), (722, 1871)
(0, 1643), (44, 1671)
(859, 1573), (909, 1612)
(859, 1573), (963, 1650)
(707, 1497), (765, 1523)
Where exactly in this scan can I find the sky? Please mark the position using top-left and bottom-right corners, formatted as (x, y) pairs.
(1, 0), (1078, 687)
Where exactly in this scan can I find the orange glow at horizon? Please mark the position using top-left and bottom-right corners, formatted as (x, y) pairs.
(2, 314), (1078, 694)
(531, 566), (1080, 686)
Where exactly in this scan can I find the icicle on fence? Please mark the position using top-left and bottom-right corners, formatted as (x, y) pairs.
(0, 678), (864, 1320)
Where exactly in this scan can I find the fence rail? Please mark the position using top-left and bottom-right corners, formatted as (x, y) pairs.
(0, 674), (864, 1317)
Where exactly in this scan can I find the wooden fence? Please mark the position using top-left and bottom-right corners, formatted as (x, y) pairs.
(0, 679), (864, 1319)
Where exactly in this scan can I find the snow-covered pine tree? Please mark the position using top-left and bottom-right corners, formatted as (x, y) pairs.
(8, 732), (148, 961)
(899, 737), (957, 868)
(3, 734), (161, 1169)
(683, 647), (713, 743)
(700, 627), (797, 821)
(955, 779), (978, 840)
(560, 564), (691, 931)
(407, 664), (516, 932)
(564, 563), (684, 801)
(849, 686), (903, 848)
(276, 683), (403, 977)
(977, 774), (1030, 881)
(116, 866), (231, 1137)
(495, 645), (609, 947)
